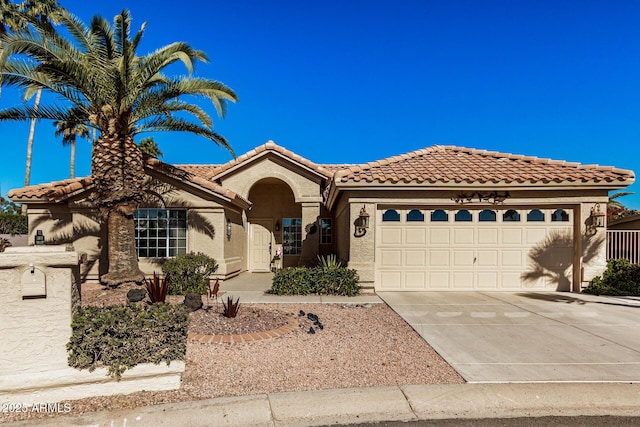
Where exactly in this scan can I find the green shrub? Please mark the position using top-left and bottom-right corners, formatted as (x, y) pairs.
(0, 213), (27, 234)
(270, 266), (360, 296)
(583, 259), (640, 296)
(270, 267), (314, 295)
(67, 303), (189, 379)
(162, 252), (218, 295)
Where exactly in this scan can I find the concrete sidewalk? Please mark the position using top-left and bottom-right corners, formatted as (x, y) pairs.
(8, 383), (640, 426)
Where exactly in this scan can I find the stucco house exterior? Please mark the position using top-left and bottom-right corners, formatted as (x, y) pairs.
(8, 141), (635, 292)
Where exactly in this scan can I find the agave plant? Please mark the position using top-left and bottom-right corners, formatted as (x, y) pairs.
(222, 296), (240, 318)
(145, 272), (168, 304)
(0, 237), (11, 253)
(317, 254), (344, 270)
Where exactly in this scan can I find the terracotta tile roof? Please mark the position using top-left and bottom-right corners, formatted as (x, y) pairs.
(174, 164), (223, 181)
(8, 177), (93, 201)
(9, 159), (251, 208)
(331, 145), (635, 185)
(211, 140), (335, 179)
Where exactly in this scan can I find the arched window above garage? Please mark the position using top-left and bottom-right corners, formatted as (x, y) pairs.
(382, 209), (401, 222)
(503, 209), (521, 222)
(454, 209), (472, 222)
(552, 209), (569, 222)
(406, 209), (425, 222)
(431, 209), (448, 222)
(479, 209), (497, 222)
(527, 209), (545, 222)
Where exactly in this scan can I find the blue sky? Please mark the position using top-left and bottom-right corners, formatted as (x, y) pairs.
(1, 0), (639, 209)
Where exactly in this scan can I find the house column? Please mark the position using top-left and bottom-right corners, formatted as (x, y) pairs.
(348, 202), (375, 290)
(300, 202), (320, 266)
(578, 201), (608, 290)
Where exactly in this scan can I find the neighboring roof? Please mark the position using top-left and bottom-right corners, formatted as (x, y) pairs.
(9, 158), (251, 209)
(608, 213), (640, 229)
(208, 140), (335, 180)
(331, 145), (635, 185)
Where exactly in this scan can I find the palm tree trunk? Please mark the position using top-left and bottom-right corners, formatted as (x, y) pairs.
(100, 201), (145, 286)
(24, 88), (42, 187)
(21, 88), (42, 214)
(92, 132), (147, 286)
(69, 139), (75, 179)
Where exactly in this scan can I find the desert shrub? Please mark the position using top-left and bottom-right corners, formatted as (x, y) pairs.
(583, 259), (640, 296)
(0, 213), (27, 234)
(316, 254), (344, 270)
(67, 303), (189, 379)
(270, 266), (360, 296)
(162, 252), (218, 295)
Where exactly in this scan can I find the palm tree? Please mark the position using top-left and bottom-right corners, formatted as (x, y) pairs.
(0, 8), (237, 286)
(0, 0), (28, 101)
(138, 136), (163, 158)
(53, 113), (90, 179)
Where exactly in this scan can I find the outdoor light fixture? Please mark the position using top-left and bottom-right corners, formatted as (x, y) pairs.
(226, 219), (232, 240)
(275, 220), (281, 232)
(354, 205), (370, 237)
(34, 230), (45, 246)
(590, 203), (606, 230)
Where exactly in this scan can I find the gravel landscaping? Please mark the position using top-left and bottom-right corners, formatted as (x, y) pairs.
(1, 284), (464, 424)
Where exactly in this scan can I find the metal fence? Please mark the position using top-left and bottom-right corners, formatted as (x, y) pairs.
(607, 230), (640, 264)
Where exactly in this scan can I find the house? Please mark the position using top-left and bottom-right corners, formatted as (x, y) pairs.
(8, 141), (635, 292)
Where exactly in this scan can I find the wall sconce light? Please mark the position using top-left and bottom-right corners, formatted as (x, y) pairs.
(275, 220), (281, 232)
(34, 229), (45, 246)
(354, 205), (370, 237)
(590, 203), (606, 229)
(226, 219), (232, 240)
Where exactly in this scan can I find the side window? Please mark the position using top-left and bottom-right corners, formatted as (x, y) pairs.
(382, 209), (401, 222)
(431, 209), (448, 222)
(283, 218), (302, 255)
(319, 218), (332, 244)
(503, 209), (521, 222)
(406, 209), (425, 222)
(527, 209), (545, 222)
(454, 209), (472, 222)
(479, 209), (496, 222)
(552, 209), (569, 222)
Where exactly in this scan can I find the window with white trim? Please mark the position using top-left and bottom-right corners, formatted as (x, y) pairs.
(282, 218), (302, 255)
(319, 218), (332, 244)
(135, 209), (187, 258)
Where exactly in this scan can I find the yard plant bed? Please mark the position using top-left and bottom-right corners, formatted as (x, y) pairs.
(1, 284), (464, 424)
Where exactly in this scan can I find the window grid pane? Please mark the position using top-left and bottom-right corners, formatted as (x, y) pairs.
(319, 218), (332, 244)
(283, 218), (302, 255)
(135, 209), (187, 258)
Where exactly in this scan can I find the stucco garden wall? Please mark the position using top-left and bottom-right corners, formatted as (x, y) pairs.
(0, 245), (183, 404)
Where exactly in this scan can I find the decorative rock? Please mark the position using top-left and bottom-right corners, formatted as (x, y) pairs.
(362, 303), (373, 309)
(183, 293), (203, 312)
(126, 288), (146, 303)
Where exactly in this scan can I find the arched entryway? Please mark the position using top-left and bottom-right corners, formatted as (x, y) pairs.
(247, 178), (301, 270)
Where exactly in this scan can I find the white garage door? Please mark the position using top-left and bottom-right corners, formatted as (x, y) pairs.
(375, 208), (574, 291)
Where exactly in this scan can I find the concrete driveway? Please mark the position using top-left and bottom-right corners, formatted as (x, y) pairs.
(378, 291), (640, 383)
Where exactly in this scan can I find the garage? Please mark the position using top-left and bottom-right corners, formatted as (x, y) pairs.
(375, 207), (574, 291)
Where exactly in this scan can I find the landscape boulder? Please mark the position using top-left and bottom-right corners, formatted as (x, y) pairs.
(183, 293), (203, 312)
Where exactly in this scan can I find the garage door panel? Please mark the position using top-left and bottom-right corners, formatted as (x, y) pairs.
(453, 271), (474, 289)
(429, 271), (449, 288)
(406, 229), (426, 245)
(429, 250), (450, 266)
(405, 250), (427, 266)
(526, 229), (546, 244)
(502, 250), (524, 267)
(477, 250), (498, 267)
(380, 228), (403, 245)
(453, 250), (474, 266)
(454, 228), (474, 244)
(380, 249), (402, 267)
(477, 272), (498, 288)
(502, 229), (523, 244)
(405, 271), (427, 289)
(478, 228), (498, 244)
(379, 271), (401, 289)
(430, 228), (450, 244)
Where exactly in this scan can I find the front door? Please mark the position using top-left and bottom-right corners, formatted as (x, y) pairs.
(250, 219), (273, 271)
